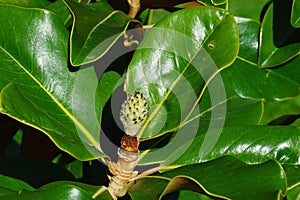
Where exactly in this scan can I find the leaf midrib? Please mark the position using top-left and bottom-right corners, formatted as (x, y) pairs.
(238, 56), (300, 90)
(137, 13), (233, 139)
(71, 10), (119, 63)
(67, 0), (135, 66)
(0, 44), (99, 147)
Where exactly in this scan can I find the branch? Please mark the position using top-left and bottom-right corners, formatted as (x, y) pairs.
(127, 0), (140, 18)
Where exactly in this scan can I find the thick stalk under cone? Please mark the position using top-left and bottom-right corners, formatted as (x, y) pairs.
(107, 147), (139, 198)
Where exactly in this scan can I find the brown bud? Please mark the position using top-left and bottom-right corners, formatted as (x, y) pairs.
(120, 134), (139, 152)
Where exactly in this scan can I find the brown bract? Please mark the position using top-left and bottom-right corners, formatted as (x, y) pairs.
(120, 134), (139, 152)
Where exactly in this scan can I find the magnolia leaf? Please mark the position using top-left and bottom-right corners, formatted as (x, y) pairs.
(64, 0), (137, 66)
(0, 180), (113, 200)
(228, 0), (271, 21)
(129, 156), (286, 200)
(258, 3), (300, 68)
(291, 0), (300, 28)
(0, 5), (106, 160)
(138, 126), (300, 166)
(126, 6), (239, 140)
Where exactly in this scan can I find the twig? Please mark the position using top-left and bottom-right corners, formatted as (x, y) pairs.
(129, 166), (162, 181)
(127, 0), (140, 18)
(92, 186), (107, 199)
(93, 92), (148, 199)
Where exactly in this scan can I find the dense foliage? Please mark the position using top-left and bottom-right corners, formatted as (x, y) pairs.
(0, 0), (299, 199)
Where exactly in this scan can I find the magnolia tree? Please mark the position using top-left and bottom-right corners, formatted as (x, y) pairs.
(0, 0), (300, 199)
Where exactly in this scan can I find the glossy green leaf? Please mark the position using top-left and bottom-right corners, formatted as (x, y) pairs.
(139, 126), (300, 166)
(283, 165), (300, 188)
(96, 71), (122, 124)
(174, 190), (214, 200)
(0, 0), (71, 25)
(284, 164), (300, 200)
(0, 5), (104, 160)
(0, 0), (51, 8)
(223, 18), (300, 101)
(198, 89), (263, 127)
(64, 0), (136, 66)
(196, 61), (264, 127)
(161, 156), (286, 200)
(235, 17), (260, 63)
(147, 9), (171, 25)
(129, 178), (214, 200)
(141, 55), (300, 165)
(130, 156), (286, 200)
(137, 75), (264, 166)
(0, 188), (16, 197)
(67, 159), (83, 180)
(137, 95), (263, 166)
(271, 55), (300, 84)
(1, 181), (113, 200)
(187, 40), (264, 129)
(287, 184), (300, 200)
(261, 94), (300, 124)
(228, 0), (271, 21)
(173, 126), (300, 166)
(292, 118), (300, 127)
(126, 6), (239, 140)
(136, 10), (299, 166)
(139, 9), (150, 25)
(259, 3), (300, 68)
(222, 58), (300, 101)
(291, 0), (300, 28)
(129, 177), (170, 200)
(0, 174), (34, 193)
(46, 0), (71, 25)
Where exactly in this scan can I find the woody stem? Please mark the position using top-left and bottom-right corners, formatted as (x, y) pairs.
(127, 0), (140, 18)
